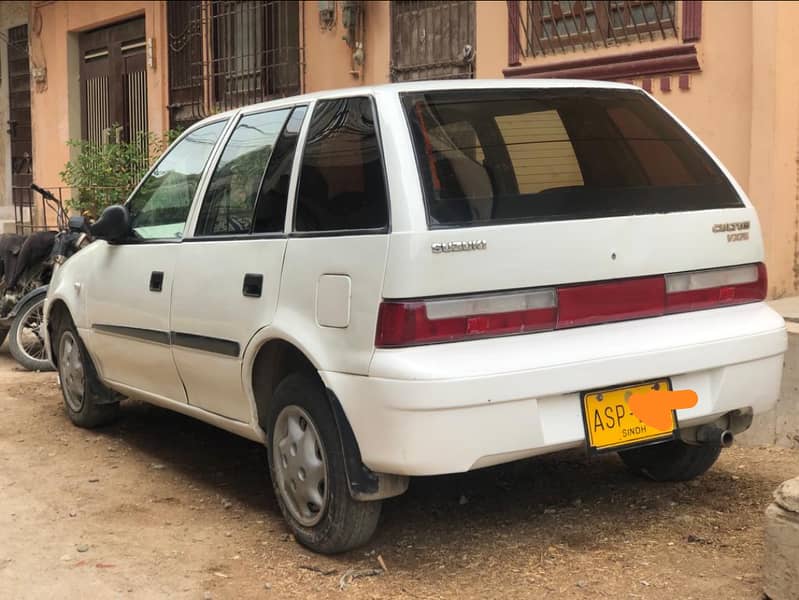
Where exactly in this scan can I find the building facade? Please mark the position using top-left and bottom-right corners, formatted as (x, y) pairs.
(2, 1), (798, 296)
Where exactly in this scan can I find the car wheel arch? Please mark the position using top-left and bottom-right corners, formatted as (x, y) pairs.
(45, 299), (73, 368)
(249, 337), (323, 433)
(247, 337), (406, 502)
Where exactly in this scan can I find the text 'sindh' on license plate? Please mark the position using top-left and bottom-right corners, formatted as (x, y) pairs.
(582, 379), (676, 452)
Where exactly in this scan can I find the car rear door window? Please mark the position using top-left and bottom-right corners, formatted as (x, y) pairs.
(402, 89), (743, 227)
(294, 97), (388, 232)
(196, 108), (291, 236)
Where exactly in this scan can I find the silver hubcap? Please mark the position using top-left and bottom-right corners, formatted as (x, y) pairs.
(272, 405), (328, 527)
(15, 299), (47, 362)
(59, 331), (85, 412)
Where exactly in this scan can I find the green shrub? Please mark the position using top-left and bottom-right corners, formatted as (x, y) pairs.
(59, 126), (181, 218)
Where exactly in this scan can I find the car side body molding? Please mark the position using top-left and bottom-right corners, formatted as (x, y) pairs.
(92, 324), (240, 358)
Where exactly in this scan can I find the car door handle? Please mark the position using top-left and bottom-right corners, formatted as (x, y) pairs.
(242, 273), (263, 298)
(150, 271), (164, 292)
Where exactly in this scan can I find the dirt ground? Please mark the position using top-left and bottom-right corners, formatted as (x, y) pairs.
(1, 349), (798, 600)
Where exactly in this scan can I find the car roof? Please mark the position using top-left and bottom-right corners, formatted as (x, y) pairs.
(195, 78), (641, 126)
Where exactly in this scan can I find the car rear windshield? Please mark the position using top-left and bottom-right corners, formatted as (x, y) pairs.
(401, 89), (744, 228)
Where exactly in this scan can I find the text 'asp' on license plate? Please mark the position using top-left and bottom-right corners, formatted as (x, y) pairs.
(581, 379), (676, 453)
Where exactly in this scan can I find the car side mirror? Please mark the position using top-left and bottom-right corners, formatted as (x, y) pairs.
(68, 215), (89, 233)
(90, 204), (131, 243)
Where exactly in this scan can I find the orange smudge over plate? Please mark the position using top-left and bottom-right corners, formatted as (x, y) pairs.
(627, 389), (698, 431)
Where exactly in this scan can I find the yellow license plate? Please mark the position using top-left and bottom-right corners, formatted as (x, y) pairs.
(581, 379), (676, 452)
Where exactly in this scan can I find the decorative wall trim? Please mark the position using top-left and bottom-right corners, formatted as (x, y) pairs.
(507, 0), (521, 67)
(682, 1), (702, 43)
(502, 45), (700, 81)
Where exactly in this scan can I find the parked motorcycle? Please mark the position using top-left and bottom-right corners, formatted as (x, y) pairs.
(0, 184), (90, 371)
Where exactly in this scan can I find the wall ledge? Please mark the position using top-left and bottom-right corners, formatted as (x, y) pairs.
(502, 45), (700, 81)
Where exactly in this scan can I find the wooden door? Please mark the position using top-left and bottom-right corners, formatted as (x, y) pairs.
(79, 18), (147, 144)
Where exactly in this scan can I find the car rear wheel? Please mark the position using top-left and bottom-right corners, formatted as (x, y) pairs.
(55, 316), (120, 428)
(267, 372), (381, 554)
(618, 439), (722, 482)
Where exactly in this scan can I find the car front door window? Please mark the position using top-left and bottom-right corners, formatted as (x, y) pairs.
(127, 120), (228, 240)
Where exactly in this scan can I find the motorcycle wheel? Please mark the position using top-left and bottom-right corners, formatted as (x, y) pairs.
(0, 277), (7, 347)
(8, 292), (53, 371)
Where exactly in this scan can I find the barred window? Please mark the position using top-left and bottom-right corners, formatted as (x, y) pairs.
(167, 1), (302, 129)
(524, 1), (677, 57)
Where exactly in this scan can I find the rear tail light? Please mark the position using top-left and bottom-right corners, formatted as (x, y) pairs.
(376, 290), (556, 347)
(376, 263), (767, 348)
(665, 263), (766, 313)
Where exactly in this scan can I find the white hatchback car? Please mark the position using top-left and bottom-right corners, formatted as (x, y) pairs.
(45, 80), (786, 554)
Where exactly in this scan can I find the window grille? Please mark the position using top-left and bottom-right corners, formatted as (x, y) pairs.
(517, 1), (677, 58)
(167, 0), (303, 129)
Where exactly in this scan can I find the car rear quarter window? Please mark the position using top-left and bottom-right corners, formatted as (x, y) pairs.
(402, 89), (744, 228)
(294, 97), (388, 233)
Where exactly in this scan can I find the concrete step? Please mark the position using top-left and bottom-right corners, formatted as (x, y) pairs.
(769, 295), (799, 325)
(764, 478), (799, 600)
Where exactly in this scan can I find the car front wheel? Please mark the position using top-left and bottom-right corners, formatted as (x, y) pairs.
(267, 372), (380, 554)
(55, 316), (120, 428)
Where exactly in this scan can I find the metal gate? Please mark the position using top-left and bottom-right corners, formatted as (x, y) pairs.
(79, 18), (148, 145)
(390, 0), (475, 82)
(7, 24), (34, 233)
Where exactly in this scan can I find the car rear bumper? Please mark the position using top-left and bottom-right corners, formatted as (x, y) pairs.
(323, 303), (787, 476)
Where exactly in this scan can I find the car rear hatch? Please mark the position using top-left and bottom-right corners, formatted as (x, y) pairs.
(378, 87), (765, 347)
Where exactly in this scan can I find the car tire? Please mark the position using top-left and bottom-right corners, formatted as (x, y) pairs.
(618, 439), (722, 482)
(267, 372), (381, 554)
(54, 315), (120, 428)
(8, 293), (54, 372)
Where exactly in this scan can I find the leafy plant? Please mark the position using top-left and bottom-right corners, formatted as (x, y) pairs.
(60, 126), (181, 218)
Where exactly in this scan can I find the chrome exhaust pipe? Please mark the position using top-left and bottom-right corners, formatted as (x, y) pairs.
(695, 425), (735, 448)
